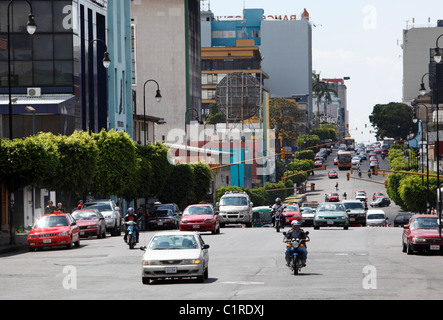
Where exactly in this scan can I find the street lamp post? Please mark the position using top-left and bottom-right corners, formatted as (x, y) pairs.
(87, 39), (110, 133)
(142, 79), (162, 145)
(433, 34), (443, 64)
(6, 0), (36, 245)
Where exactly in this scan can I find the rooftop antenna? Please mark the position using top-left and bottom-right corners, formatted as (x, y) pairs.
(241, 0), (248, 39)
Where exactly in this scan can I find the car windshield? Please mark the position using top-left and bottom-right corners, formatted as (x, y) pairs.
(152, 209), (173, 217)
(318, 203), (345, 212)
(149, 235), (198, 250)
(72, 211), (99, 220)
(83, 202), (112, 211)
(284, 205), (299, 212)
(411, 217), (438, 229)
(344, 203), (364, 210)
(183, 206), (212, 215)
(367, 214), (385, 220)
(220, 196), (248, 206)
(34, 215), (69, 228)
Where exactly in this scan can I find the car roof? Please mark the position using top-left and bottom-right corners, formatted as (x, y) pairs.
(343, 200), (364, 203)
(152, 231), (199, 237)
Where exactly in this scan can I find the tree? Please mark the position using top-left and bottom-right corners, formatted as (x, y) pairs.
(191, 162), (212, 203)
(269, 98), (304, 149)
(369, 102), (414, 141)
(312, 73), (337, 126)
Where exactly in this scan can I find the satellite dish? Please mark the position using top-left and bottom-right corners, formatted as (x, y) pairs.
(215, 72), (261, 121)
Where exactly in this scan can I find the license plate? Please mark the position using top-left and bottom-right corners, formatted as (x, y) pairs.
(165, 267), (177, 274)
(80, 231), (85, 235)
(350, 218), (355, 222)
(193, 225), (200, 229)
(43, 239), (52, 244)
(157, 221), (163, 226)
(327, 220), (334, 225)
(430, 245), (440, 251)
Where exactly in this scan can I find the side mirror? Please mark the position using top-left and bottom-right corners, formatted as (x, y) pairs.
(140, 246), (147, 251)
(202, 244), (210, 250)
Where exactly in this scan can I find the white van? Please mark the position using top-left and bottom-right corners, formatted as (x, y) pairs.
(366, 209), (387, 227)
(217, 191), (253, 227)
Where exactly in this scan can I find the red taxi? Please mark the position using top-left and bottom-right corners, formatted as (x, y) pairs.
(328, 170), (338, 179)
(372, 192), (385, 200)
(179, 204), (220, 234)
(28, 213), (80, 251)
(402, 215), (443, 255)
(282, 204), (302, 225)
(327, 193), (340, 202)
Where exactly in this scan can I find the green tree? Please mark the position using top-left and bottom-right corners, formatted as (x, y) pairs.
(160, 163), (196, 209)
(145, 142), (173, 198)
(369, 102), (414, 140)
(269, 98), (304, 149)
(297, 134), (321, 153)
(312, 73), (337, 126)
(191, 162), (212, 203)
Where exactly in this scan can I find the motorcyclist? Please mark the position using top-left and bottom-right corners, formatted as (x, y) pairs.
(271, 197), (286, 228)
(284, 220), (310, 267)
(123, 207), (139, 243)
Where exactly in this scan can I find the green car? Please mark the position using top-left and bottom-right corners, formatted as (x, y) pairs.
(314, 202), (349, 230)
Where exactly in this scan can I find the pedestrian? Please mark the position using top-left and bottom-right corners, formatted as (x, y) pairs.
(44, 200), (56, 214)
(325, 194), (328, 202)
(335, 182), (339, 191)
(343, 192), (347, 200)
(77, 200), (83, 210)
(55, 202), (65, 213)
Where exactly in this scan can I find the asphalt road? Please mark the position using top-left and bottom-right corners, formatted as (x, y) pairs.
(1, 150), (442, 304)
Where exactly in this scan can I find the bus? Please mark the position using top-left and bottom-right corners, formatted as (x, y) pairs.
(337, 151), (352, 170)
(343, 137), (355, 151)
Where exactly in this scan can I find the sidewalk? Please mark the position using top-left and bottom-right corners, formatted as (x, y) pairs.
(0, 232), (28, 255)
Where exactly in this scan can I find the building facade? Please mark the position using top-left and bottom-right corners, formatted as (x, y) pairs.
(131, 0), (201, 144)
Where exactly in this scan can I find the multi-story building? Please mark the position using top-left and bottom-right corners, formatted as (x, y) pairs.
(0, 0), (133, 231)
(201, 8), (313, 123)
(130, 0), (201, 144)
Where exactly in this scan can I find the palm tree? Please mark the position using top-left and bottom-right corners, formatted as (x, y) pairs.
(312, 72), (337, 127)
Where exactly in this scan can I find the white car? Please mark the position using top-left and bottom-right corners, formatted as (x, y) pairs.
(352, 156), (361, 166)
(140, 231), (210, 284)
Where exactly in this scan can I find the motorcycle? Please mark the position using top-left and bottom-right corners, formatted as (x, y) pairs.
(271, 206), (285, 232)
(125, 221), (138, 249)
(284, 231), (309, 275)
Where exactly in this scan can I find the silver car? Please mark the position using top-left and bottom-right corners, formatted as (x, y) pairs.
(82, 199), (122, 236)
(140, 231), (210, 284)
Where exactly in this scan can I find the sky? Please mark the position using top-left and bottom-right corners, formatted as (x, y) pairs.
(204, 0), (442, 144)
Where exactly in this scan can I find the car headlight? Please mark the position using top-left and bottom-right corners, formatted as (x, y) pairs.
(413, 237), (427, 243)
(181, 220), (188, 224)
(142, 260), (160, 265)
(204, 218), (215, 223)
(183, 259), (202, 265)
(58, 231), (68, 237)
(28, 234), (37, 239)
(87, 225), (96, 229)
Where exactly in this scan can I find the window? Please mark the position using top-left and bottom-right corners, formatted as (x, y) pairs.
(212, 30), (236, 38)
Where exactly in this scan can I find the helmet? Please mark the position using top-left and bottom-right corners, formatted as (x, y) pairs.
(127, 207), (134, 214)
(275, 198), (281, 204)
(291, 220), (301, 227)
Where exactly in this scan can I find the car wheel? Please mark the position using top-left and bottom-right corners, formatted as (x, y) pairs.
(314, 226), (319, 230)
(344, 226), (349, 230)
(66, 237), (74, 249)
(97, 227), (102, 239)
(407, 241), (414, 255)
(142, 277), (151, 285)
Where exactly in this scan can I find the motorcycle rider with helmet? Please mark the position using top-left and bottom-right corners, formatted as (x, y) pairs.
(271, 197), (286, 228)
(284, 220), (310, 267)
(123, 207), (139, 243)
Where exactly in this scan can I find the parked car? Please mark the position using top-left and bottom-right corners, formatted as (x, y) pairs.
(327, 193), (340, 202)
(342, 200), (367, 226)
(153, 203), (182, 218)
(402, 215), (443, 254)
(140, 231), (210, 284)
(282, 204), (302, 225)
(28, 213), (80, 251)
(218, 191), (253, 227)
(179, 204), (220, 234)
(71, 209), (107, 239)
(314, 159), (324, 168)
(370, 197), (391, 207)
(314, 202), (349, 230)
(148, 208), (178, 230)
(394, 212), (414, 227)
(82, 199), (121, 236)
(328, 170), (338, 179)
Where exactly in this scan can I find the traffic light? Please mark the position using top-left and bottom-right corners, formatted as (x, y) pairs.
(347, 173), (350, 181)
(214, 163), (219, 174)
(384, 180), (388, 188)
(374, 165), (378, 176)
(281, 148), (285, 160)
(322, 164), (326, 170)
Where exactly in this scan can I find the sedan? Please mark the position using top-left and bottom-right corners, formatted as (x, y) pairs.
(148, 209), (178, 230)
(314, 160), (324, 168)
(28, 213), (80, 251)
(351, 157), (361, 166)
(179, 204), (220, 234)
(71, 209), (107, 239)
(402, 215), (443, 254)
(314, 202), (349, 230)
(394, 212), (414, 227)
(372, 192), (385, 200)
(327, 193), (340, 202)
(140, 231), (210, 284)
(328, 170), (338, 179)
(282, 204), (302, 225)
(370, 197), (391, 207)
